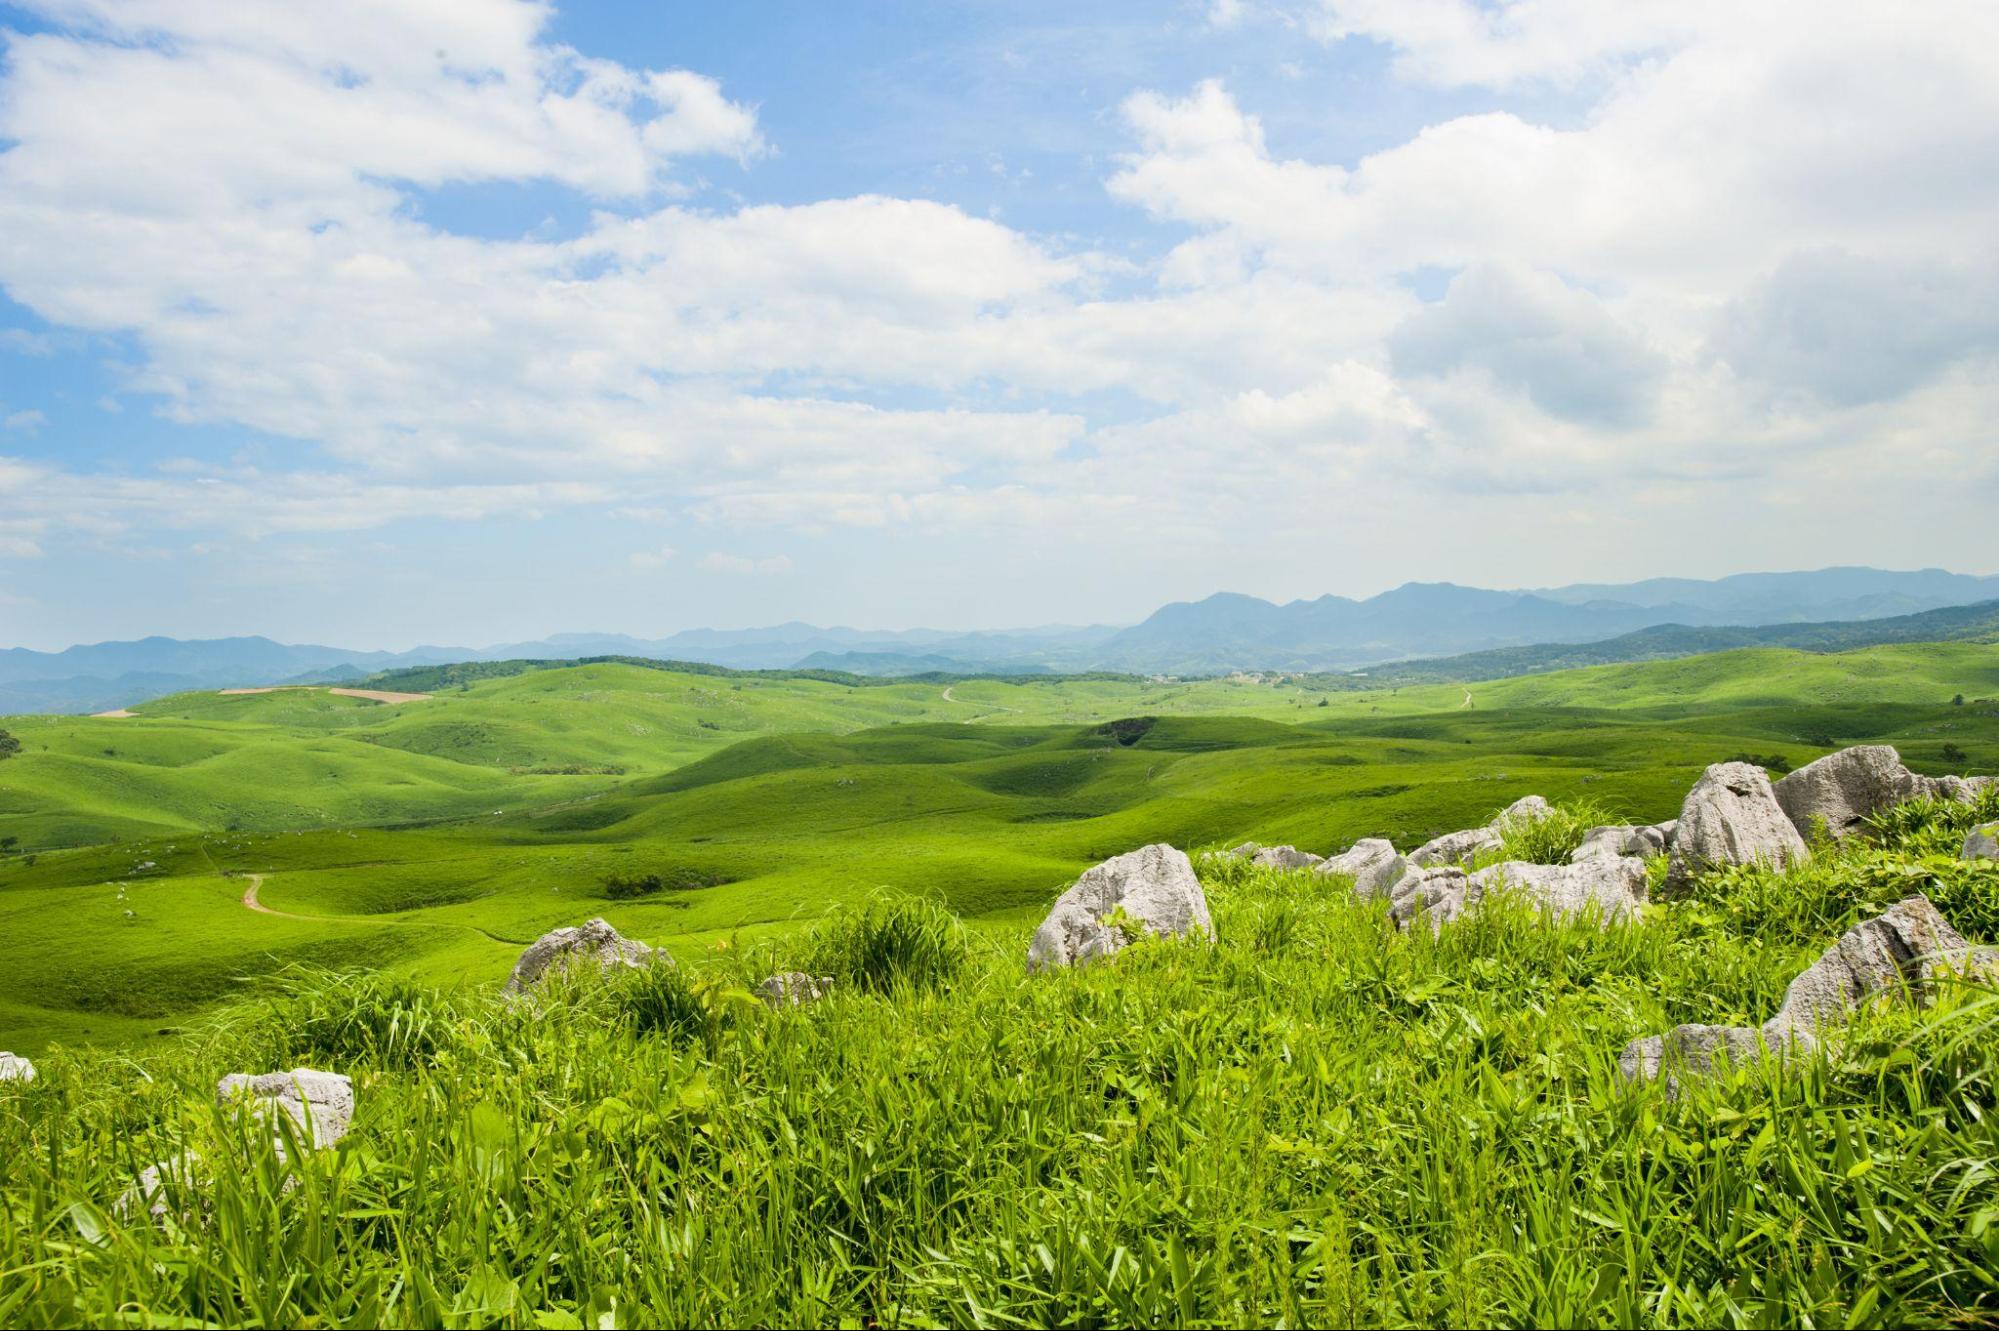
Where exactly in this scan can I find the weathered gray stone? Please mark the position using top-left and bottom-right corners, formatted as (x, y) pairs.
(124, 1068), (356, 1222)
(1762, 895), (1968, 1045)
(505, 918), (658, 993)
(217, 1068), (354, 1149)
(1410, 794), (1555, 868)
(1391, 856), (1647, 934)
(1251, 844), (1325, 870)
(0, 1052), (33, 1082)
(1903, 773), (1995, 805)
(1773, 745), (1912, 840)
(1622, 896), (1978, 1089)
(1617, 1024), (1776, 1091)
(1573, 821), (1678, 862)
(757, 972), (834, 1006)
(1317, 838), (1408, 899)
(1966, 822), (1999, 861)
(1496, 795), (1555, 825)
(1663, 762), (1809, 896)
(128, 1151), (203, 1223)
(1216, 841), (1260, 860)
(1409, 825), (1503, 869)
(1028, 843), (1212, 972)
(1386, 865), (1473, 932)
(1472, 856), (1649, 922)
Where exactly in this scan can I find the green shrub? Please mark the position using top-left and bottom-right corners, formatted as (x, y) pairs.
(1864, 785), (1999, 858)
(1486, 797), (1619, 865)
(256, 968), (463, 1070)
(612, 960), (758, 1047)
(800, 893), (968, 993)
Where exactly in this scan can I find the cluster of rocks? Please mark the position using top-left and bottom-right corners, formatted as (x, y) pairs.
(1620, 895), (1999, 1092)
(1026, 744), (1995, 966)
(0, 1051), (34, 1082)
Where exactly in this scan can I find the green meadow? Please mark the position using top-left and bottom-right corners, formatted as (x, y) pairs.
(0, 643), (1995, 1050)
(4, 641), (1999, 1325)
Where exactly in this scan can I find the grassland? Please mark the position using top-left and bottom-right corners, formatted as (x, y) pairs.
(1, 643), (1995, 1052)
(4, 796), (1999, 1327)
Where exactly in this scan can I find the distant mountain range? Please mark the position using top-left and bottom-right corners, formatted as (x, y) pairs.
(3, 566), (1996, 713)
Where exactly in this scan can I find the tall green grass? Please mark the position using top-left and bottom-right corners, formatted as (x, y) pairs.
(5, 852), (1999, 1328)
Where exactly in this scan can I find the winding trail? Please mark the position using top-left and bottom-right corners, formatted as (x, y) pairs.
(239, 873), (291, 918)
(941, 686), (958, 702)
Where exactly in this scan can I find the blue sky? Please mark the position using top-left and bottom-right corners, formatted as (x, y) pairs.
(1, 0), (1996, 650)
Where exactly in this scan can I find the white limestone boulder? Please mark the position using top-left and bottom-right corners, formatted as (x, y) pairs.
(505, 918), (658, 993)
(1028, 844), (1211, 972)
(1663, 762), (1808, 896)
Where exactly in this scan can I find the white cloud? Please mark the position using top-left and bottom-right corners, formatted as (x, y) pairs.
(1, 0), (1998, 603)
(3, 410), (46, 431)
(629, 545), (676, 570)
(700, 552), (792, 575)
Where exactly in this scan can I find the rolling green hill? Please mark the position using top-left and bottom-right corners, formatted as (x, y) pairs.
(3, 640), (1996, 1050)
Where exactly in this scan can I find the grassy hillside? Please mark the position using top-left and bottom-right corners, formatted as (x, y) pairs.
(5, 798), (1999, 1326)
(3, 641), (1996, 1050)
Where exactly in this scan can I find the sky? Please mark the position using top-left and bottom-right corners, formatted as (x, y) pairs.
(0, 0), (1996, 651)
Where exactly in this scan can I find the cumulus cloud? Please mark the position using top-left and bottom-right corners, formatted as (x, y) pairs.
(2, 0), (1998, 610)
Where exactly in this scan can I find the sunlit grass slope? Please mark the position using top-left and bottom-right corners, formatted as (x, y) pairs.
(5, 801), (1999, 1327)
(4, 641), (1996, 1050)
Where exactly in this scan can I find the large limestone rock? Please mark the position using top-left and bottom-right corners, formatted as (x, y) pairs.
(1028, 843), (1211, 972)
(1663, 762), (1808, 896)
(757, 972), (834, 1006)
(1621, 896), (1980, 1088)
(1762, 895), (1970, 1046)
(1573, 821), (1676, 862)
(0, 1052), (33, 1082)
(1385, 866), (1472, 932)
(505, 918), (658, 993)
(217, 1068), (354, 1149)
(1388, 856), (1647, 934)
(1966, 823), (1999, 861)
(1252, 844), (1325, 870)
(1317, 838), (1409, 899)
(1771, 744), (1993, 841)
(1773, 745), (1912, 839)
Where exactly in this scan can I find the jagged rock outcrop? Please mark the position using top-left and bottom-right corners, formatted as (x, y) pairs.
(757, 972), (834, 1006)
(0, 1052), (33, 1082)
(1028, 843), (1211, 972)
(1252, 844), (1325, 870)
(1620, 896), (1986, 1089)
(1663, 762), (1808, 896)
(1317, 838), (1409, 899)
(505, 918), (658, 993)
(1572, 821), (1676, 862)
(1966, 823), (1999, 861)
(1387, 856), (1647, 933)
(1410, 794), (1555, 868)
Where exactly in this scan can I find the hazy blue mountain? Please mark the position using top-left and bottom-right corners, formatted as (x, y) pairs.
(5, 566), (1995, 712)
(790, 651), (1055, 677)
(1352, 598), (1999, 685)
